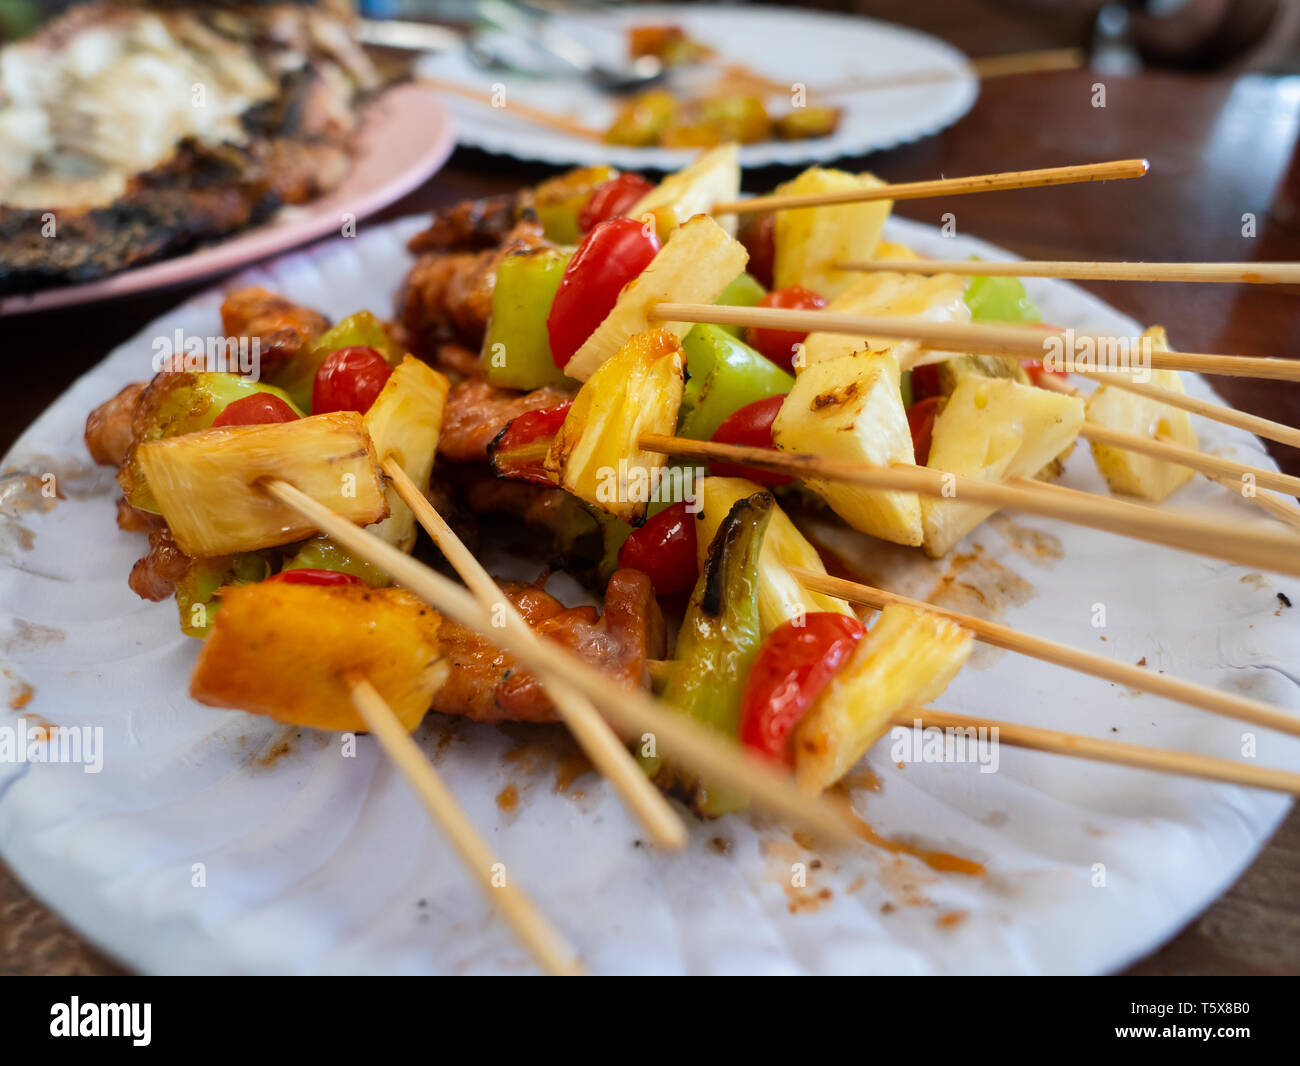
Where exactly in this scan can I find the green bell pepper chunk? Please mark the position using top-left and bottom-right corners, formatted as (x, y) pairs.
(647, 491), (773, 816)
(713, 272), (767, 338)
(483, 249), (574, 391)
(282, 534), (391, 586)
(679, 325), (794, 442)
(965, 274), (1041, 324)
(122, 373), (303, 513)
(275, 311), (404, 412)
(175, 553), (271, 638)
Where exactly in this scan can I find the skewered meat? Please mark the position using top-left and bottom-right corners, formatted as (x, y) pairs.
(430, 569), (665, 723)
(220, 286), (329, 377)
(85, 383), (147, 467)
(406, 193), (534, 255)
(128, 524), (190, 602)
(437, 378), (570, 463)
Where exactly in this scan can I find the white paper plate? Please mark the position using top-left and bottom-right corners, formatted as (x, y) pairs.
(1, 215), (1297, 975)
(417, 5), (977, 170)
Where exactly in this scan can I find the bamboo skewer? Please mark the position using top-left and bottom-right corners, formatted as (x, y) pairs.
(839, 258), (1300, 285)
(418, 76), (604, 141)
(893, 708), (1300, 795)
(647, 303), (1300, 382)
(1072, 371), (1300, 451)
(791, 571), (1300, 738)
(346, 675), (583, 975)
(812, 47), (1085, 97)
(1204, 473), (1300, 532)
(260, 478), (859, 846)
(640, 434), (1300, 577)
(380, 458), (688, 850)
(711, 159), (1149, 215)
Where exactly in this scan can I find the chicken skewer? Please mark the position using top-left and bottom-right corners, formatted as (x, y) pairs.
(379, 456), (689, 850)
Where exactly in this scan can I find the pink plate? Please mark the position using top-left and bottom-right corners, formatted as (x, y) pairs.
(0, 82), (456, 317)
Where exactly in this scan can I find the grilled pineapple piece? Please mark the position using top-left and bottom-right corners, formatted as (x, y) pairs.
(1085, 329), (1196, 502)
(364, 356), (450, 552)
(873, 240), (922, 260)
(935, 353), (1031, 394)
(545, 328), (685, 523)
(627, 143), (741, 235)
(773, 167), (893, 299)
(793, 604), (973, 793)
(564, 214), (747, 381)
(138, 412), (388, 557)
(695, 476), (856, 634)
(922, 377), (1084, 558)
(799, 271), (971, 370)
(191, 582), (446, 733)
(772, 350), (923, 546)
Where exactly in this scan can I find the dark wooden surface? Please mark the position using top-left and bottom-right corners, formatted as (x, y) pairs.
(3, 57), (1299, 975)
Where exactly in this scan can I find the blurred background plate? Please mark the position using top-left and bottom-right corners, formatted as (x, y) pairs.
(0, 83), (456, 317)
(416, 4), (978, 169)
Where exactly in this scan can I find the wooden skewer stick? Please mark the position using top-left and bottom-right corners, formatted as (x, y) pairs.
(1204, 473), (1300, 533)
(789, 571), (1300, 738)
(813, 47), (1085, 96)
(347, 674), (583, 976)
(1073, 371), (1300, 451)
(418, 76), (604, 142)
(838, 258), (1300, 285)
(261, 479), (858, 847)
(381, 458), (688, 851)
(638, 434), (1300, 577)
(710, 159), (1149, 215)
(647, 303), (1300, 382)
(893, 708), (1300, 795)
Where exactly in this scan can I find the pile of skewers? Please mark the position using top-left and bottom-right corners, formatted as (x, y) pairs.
(83, 144), (1300, 975)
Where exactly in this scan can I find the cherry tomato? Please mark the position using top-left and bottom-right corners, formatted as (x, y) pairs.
(739, 613), (867, 764)
(740, 213), (775, 289)
(488, 402), (572, 486)
(1020, 357), (1070, 389)
(616, 501), (698, 595)
(746, 285), (827, 372)
(708, 395), (793, 486)
(547, 218), (661, 367)
(267, 568), (364, 587)
(212, 393), (299, 427)
(910, 362), (942, 402)
(578, 172), (656, 233)
(311, 346), (392, 414)
(906, 396), (941, 466)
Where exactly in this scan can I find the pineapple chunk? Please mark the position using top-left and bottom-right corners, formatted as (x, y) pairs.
(694, 476), (856, 634)
(799, 271), (971, 370)
(191, 582), (446, 733)
(364, 356), (450, 552)
(1085, 328), (1196, 502)
(772, 350), (923, 546)
(564, 214), (748, 382)
(793, 603), (973, 793)
(773, 167), (893, 298)
(922, 377), (1084, 558)
(627, 143), (741, 235)
(138, 412), (388, 557)
(545, 328), (685, 523)
(873, 240), (922, 260)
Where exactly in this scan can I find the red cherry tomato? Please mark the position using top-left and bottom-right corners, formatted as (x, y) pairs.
(740, 213), (775, 290)
(578, 173), (656, 233)
(906, 396), (941, 466)
(910, 362), (942, 402)
(488, 402), (572, 486)
(311, 346), (392, 415)
(708, 395), (793, 486)
(212, 393), (300, 427)
(739, 613), (867, 764)
(746, 286), (827, 372)
(1020, 357), (1070, 389)
(616, 501), (698, 595)
(547, 217), (661, 367)
(267, 568), (364, 587)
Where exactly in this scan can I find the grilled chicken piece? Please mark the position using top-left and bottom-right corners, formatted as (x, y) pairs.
(398, 218), (548, 349)
(430, 569), (665, 723)
(128, 524), (190, 602)
(407, 193), (534, 254)
(438, 378), (570, 463)
(220, 286), (329, 378)
(86, 383), (147, 467)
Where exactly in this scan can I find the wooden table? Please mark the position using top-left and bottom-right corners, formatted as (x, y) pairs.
(2, 65), (1298, 976)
